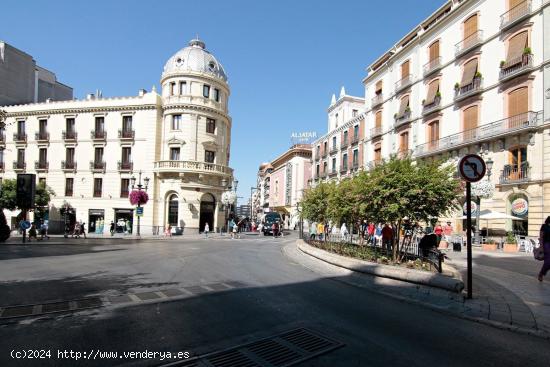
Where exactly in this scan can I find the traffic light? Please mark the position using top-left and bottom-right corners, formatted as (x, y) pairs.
(16, 174), (36, 209)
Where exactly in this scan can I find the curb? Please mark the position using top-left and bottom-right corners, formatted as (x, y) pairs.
(297, 240), (464, 293)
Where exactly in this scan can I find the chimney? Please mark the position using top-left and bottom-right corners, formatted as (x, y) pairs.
(138, 89), (147, 96)
(86, 93), (95, 100)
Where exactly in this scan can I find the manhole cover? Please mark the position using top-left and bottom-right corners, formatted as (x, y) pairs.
(1, 306), (34, 318)
(42, 301), (70, 313)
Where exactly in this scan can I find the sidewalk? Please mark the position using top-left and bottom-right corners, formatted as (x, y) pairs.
(285, 240), (550, 338)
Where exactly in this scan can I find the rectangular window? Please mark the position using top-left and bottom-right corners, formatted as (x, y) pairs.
(122, 147), (132, 163)
(332, 158), (336, 171)
(39, 119), (47, 135)
(65, 178), (74, 197)
(120, 178), (130, 198)
(206, 118), (216, 134)
(170, 82), (176, 96)
(401, 60), (410, 78)
(17, 120), (25, 134)
(66, 147), (75, 163)
(179, 81), (187, 95)
(352, 109), (358, 117)
(353, 150), (358, 166)
(170, 147), (180, 160)
(93, 178), (102, 198)
(214, 88), (220, 102)
(94, 147), (104, 163)
(17, 149), (25, 163)
(171, 115), (181, 130)
(323, 161), (327, 173)
(343, 130), (348, 143)
(316, 164), (320, 176)
(66, 118), (75, 135)
(95, 116), (104, 133)
(39, 148), (47, 163)
(205, 150), (215, 163)
(122, 115), (132, 131)
(332, 136), (336, 149)
(203, 84), (210, 98)
(323, 141), (327, 153)
(343, 153), (348, 169)
(353, 125), (359, 138)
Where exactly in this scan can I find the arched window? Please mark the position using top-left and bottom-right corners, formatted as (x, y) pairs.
(463, 105), (478, 141)
(460, 58), (479, 89)
(375, 110), (382, 128)
(425, 78), (440, 106)
(428, 40), (440, 62)
(507, 86), (528, 127)
(399, 131), (409, 155)
(428, 120), (440, 149)
(167, 194), (179, 226)
(397, 95), (410, 119)
(505, 31), (528, 67)
(374, 142), (382, 163)
(463, 14), (478, 38)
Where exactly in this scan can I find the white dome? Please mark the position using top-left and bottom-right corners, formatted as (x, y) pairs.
(163, 38), (227, 82)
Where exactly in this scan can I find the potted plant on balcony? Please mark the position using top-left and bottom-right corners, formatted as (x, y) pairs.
(454, 82), (460, 92)
(522, 47), (532, 64)
(482, 238), (498, 251)
(435, 91), (441, 99)
(394, 113), (398, 119)
(503, 232), (518, 253)
(421, 99), (425, 105)
(500, 60), (506, 68)
(474, 71), (482, 80)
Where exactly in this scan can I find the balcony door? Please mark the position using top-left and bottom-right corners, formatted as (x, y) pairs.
(429, 40), (439, 63)
(401, 60), (409, 80)
(508, 147), (527, 180)
(508, 86), (528, 128)
(464, 14), (478, 38)
(399, 132), (409, 154)
(375, 111), (382, 129)
(428, 121), (440, 149)
(463, 105), (478, 141)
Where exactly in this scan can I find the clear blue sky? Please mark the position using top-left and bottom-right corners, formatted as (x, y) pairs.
(2, 0), (444, 204)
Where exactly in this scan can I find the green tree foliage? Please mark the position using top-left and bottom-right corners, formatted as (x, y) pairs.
(0, 179), (55, 211)
(300, 156), (462, 259)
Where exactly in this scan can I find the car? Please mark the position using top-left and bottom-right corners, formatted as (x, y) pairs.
(262, 212), (282, 236)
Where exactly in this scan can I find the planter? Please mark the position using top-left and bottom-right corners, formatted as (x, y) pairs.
(482, 243), (498, 251)
(438, 240), (449, 249)
(503, 243), (518, 253)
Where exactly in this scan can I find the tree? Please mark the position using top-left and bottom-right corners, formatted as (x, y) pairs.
(301, 182), (332, 222)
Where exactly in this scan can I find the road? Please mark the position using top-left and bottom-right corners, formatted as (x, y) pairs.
(0, 233), (549, 367)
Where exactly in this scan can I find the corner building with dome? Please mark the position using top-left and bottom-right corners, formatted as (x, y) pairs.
(1, 38), (234, 234)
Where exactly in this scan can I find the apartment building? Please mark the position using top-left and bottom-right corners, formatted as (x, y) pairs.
(313, 0), (550, 236)
(1, 38), (234, 234)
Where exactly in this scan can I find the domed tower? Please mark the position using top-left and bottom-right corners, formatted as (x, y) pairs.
(155, 38), (233, 233)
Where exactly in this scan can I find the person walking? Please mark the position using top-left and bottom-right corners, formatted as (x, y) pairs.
(538, 216), (550, 281)
(340, 222), (348, 242)
(204, 222), (210, 239)
(164, 223), (172, 238)
(434, 222), (443, 247)
(382, 223), (393, 254)
(110, 221), (115, 236)
(28, 223), (38, 242)
(317, 222), (325, 241)
(367, 222), (376, 245)
(125, 220), (131, 235)
(374, 223), (383, 247)
(309, 221), (318, 240)
(81, 221), (87, 239)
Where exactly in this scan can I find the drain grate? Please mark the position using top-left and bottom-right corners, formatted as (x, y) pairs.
(160, 328), (343, 367)
(42, 301), (70, 313)
(1, 306), (34, 318)
(136, 292), (161, 301)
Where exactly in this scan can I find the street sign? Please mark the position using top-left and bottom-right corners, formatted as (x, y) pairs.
(19, 220), (31, 230)
(458, 154), (486, 183)
(136, 207), (144, 217)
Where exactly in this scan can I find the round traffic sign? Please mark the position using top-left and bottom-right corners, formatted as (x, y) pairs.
(19, 220), (31, 230)
(458, 154), (486, 183)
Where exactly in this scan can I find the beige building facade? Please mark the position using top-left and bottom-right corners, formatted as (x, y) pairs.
(1, 38), (233, 234)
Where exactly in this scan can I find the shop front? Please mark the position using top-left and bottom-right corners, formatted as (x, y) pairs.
(509, 195), (528, 235)
(88, 209), (105, 234)
(114, 208), (134, 234)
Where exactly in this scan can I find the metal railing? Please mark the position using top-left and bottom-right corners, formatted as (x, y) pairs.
(395, 74), (413, 93)
(454, 77), (483, 101)
(118, 161), (133, 171)
(423, 57), (442, 76)
(370, 126), (383, 138)
(415, 111), (538, 157)
(371, 93), (384, 107)
(13, 161), (26, 170)
(341, 138), (349, 149)
(422, 96), (442, 115)
(35, 132), (49, 141)
(93, 190), (102, 198)
(329, 146), (338, 155)
(340, 165), (348, 173)
(500, 0), (531, 30)
(90, 161), (106, 171)
(455, 30), (483, 56)
(62, 130), (77, 140)
(499, 164), (530, 184)
(351, 135), (360, 144)
(154, 160), (233, 175)
(13, 132), (26, 142)
(499, 54), (533, 81)
(118, 129), (135, 139)
(35, 161), (49, 170)
(91, 130), (106, 140)
(394, 111), (411, 128)
(61, 161), (77, 171)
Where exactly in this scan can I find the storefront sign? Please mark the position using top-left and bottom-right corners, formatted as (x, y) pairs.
(290, 131), (317, 144)
(511, 198), (528, 217)
(463, 201), (478, 215)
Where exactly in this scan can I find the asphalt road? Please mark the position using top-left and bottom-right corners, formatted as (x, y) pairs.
(0, 233), (549, 367)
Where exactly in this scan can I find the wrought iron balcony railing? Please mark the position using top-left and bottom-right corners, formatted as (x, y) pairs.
(422, 96), (442, 116)
(454, 77), (483, 102)
(90, 161), (106, 172)
(455, 30), (483, 57)
(370, 126), (383, 139)
(351, 135), (360, 145)
(499, 54), (534, 82)
(329, 146), (338, 155)
(35, 132), (49, 142)
(62, 130), (77, 141)
(13, 161), (26, 171)
(91, 130), (107, 141)
(395, 74), (414, 93)
(394, 111), (412, 129)
(118, 129), (135, 139)
(371, 93), (384, 108)
(13, 132), (27, 143)
(118, 160), (133, 172)
(423, 57), (442, 77)
(500, 0), (531, 30)
(61, 160), (77, 171)
(415, 111), (539, 157)
(35, 161), (49, 171)
(499, 164), (530, 184)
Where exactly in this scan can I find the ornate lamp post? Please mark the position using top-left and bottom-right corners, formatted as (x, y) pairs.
(296, 201), (303, 239)
(472, 157), (494, 244)
(129, 171), (150, 237)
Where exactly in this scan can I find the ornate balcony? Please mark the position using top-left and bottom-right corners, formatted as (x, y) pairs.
(422, 96), (442, 116)
(341, 138), (349, 149)
(328, 169), (338, 177)
(35, 131), (49, 143)
(90, 161), (106, 173)
(455, 30), (483, 57)
(395, 74), (414, 94)
(321, 150), (328, 158)
(351, 135), (360, 145)
(13, 161), (26, 172)
(370, 126), (383, 139)
(499, 164), (530, 184)
(319, 171), (327, 179)
(90, 130), (107, 141)
(500, 0), (531, 31)
(499, 54), (534, 82)
(61, 160), (77, 172)
(118, 129), (135, 140)
(13, 132), (27, 143)
(314, 152), (320, 161)
(371, 94), (384, 108)
(394, 111), (412, 129)
(118, 160), (133, 172)
(423, 57), (442, 77)
(351, 163), (359, 172)
(62, 130), (77, 141)
(35, 161), (49, 172)
(454, 77), (483, 102)
(340, 166), (348, 174)
(154, 160), (233, 176)
(415, 111), (539, 157)
(329, 146), (338, 155)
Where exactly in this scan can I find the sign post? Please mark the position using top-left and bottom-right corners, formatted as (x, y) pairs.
(458, 154), (486, 299)
(16, 174), (36, 244)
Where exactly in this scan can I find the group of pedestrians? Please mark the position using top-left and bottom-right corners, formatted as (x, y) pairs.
(308, 220), (395, 252)
(26, 220), (50, 242)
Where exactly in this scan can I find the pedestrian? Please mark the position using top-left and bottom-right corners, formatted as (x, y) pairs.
(110, 221), (115, 236)
(272, 222), (277, 238)
(340, 222), (348, 242)
(73, 221), (81, 238)
(164, 223), (172, 238)
(434, 222), (443, 247)
(233, 222), (240, 239)
(367, 222), (375, 244)
(28, 223), (38, 242)
(41, 220), (50, 240)
(309, 221), (317, 240)
(374, 223), (383, 246)
(317, 222), (325, 241)
(81, 221), (87, 239)
(204, 222), (210, 239)
(382, 222), (393, 253)
(359, 220), (368, 245)
(538, 216), (550, 281)
(126, 219), (131, 235)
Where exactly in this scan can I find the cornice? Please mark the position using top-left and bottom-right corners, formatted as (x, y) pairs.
(162, 103), (231, 124)
(5, 104), (159, 118)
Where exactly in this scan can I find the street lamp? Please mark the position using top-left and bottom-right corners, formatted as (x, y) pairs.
(130, 171), (149, 237)
(295, 201), (303, 239)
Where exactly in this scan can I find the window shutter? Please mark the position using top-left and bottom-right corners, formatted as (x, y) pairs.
(460, 59), (478, 86)
(429, 41), (439, 61)
(508, 87), (528, 117)
(506, 31), (528, 64)
(509, 0), (523, 9)
(375, 80), (383, 93)
(464, 14), (478, 37)
(398, 95), (409, 117)
(401, 61), (410, 78)
(463, 106), (478, 130)
(429, 121), (440, 141)
(425, 79), (440, 104)
(375, 111), (382, 127)
(400, 132), (409, 151)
